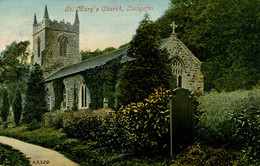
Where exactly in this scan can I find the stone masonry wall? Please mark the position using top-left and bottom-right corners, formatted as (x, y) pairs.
(33, 17), (81, 78)
(63, 74), (84, 109)
(162, 37), (204, 92)
(46, 82), (55, 110)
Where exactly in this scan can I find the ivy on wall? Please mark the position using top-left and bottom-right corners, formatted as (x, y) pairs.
(53, 78), (64, 110)
(81, 56), (123, 110)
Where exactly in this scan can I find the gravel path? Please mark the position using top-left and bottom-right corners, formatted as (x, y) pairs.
(0, 136), (78, 166)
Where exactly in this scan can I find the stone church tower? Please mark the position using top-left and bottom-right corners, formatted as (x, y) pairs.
(32, 5), (81, 77)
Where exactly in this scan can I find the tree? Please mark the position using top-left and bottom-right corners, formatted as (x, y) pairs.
(0, 41), (30, 105)
(116, 15), (173, 107)
(23, 64), (47, 124)
(80, 47), (116, 61)
(13, 90), (22, 126)
(155, 0), (259, 91)
(1, 89), (10, 122)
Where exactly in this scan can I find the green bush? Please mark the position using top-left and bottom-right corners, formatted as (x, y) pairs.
(26, 121), (41, 131)
(54, 110), (63, 129)
(63, 88), (172, 153)
(64, 88), (200, 155)
(230, 107), (260, 165)
(119, 88), (172, 153)
(172, 143), (236, 165)
(63, 109), (113, 141)
(96, 112), (135, 152)
(0, 126), (171, 165)
(0, 143), (30, 166)
(197, 89), (260, 147)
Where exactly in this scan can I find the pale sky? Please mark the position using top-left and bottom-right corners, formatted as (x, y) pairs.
(0, 0), (171, 52)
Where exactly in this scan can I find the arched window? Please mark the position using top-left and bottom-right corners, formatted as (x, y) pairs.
(79, 84), (90, 108)
(172, 57), (184, 88)
(61, 88), (67, 109)
(46, 88), (51, 110)
(37, 37), (41, 57)
(58, 36), (67, 57)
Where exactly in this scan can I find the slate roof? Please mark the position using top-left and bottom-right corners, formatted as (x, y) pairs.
(45, 38), (171, 82)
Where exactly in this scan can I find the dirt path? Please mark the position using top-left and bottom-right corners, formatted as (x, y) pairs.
(0, 136), (78, 166)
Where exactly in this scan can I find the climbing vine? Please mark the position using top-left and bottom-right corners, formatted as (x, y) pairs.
(53, 78), (64, 110)
(81, 56), (123, 110)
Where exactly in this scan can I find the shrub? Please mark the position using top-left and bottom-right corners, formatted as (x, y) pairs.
(54, 110), (64, 129)
(26, 121), (41, 131)
(119, 88), (172, 153)
(172, 143), (236, 165)
(63, 109), (113, 141)
(0, 143), (30, 166)
(230, 107), (260, 165)
(197, 89), (260, 147)
(63, 89), (201, 155)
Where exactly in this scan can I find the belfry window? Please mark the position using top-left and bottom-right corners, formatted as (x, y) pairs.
(79, 84), (90, 108)
(37, 37), (41, 57)
(58, 36), (67, 57)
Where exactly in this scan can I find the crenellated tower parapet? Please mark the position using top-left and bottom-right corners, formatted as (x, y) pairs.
(32, 5), (81, 78)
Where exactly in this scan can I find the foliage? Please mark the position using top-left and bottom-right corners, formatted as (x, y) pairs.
(172, 143), (236, 166)
(155, 0), (259, 91)
(63, 112), (104, 141)
(26, 121), (41, 131)
(82, 56), (123, 109)
(191, 91), (204, 135)
(120, 88), (172, 153)
(116, 15), (173, 106)
(54, 110), (64, 129)
(197, 89), (260, 147)
(0, 126), (171, 165)
(64, 88), (173, 154)
(1, 89), (9, 122)
(13, 90), (22, 126)
(81, 47), (116, 61)
(23, 64), (47, 124)
(0, 41), (30, 82)
(230, 107), (260, 165)
(0, 126), (65, 148)
(53, 78), (65, 110)
(0, 41), (30, 105)
(118, 43), (130, 49)
(71, 86), (78, 111)
(0, 143), (30, 166)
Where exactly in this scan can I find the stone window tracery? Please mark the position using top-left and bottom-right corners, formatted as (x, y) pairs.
(172, 57), (184, 88)
(79, 84), (90, 109)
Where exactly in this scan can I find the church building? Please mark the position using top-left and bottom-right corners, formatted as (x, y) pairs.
(31, 6), (204, 111)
